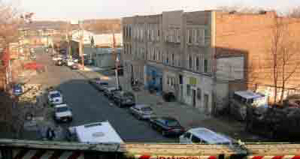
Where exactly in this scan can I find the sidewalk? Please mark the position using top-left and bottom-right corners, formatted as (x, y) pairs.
(76, 67), (265, 141)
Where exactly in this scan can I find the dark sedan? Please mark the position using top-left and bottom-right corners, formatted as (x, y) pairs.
(112, 91), (135, 107)
(103, 87), (120, 98)
(149, 117), (185, 137)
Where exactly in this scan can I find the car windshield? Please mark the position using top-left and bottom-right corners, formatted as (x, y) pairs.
(56, 107), (69, 112)
(50, 93), (61, 98)
(100, 82), (108, 85)
(166, 120), (180, 127)
(141, 107), (152, 112)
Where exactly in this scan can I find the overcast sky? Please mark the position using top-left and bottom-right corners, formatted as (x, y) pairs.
(17, 0), (300, 20)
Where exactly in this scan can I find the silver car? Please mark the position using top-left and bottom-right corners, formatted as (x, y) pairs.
(129, 104), (156, 120)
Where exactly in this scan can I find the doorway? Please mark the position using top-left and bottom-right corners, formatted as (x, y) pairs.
(192, 89), (196, 107)
(204, 94), (209, 114)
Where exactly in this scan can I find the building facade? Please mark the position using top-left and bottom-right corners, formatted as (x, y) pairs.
(122, 10), (300, 115)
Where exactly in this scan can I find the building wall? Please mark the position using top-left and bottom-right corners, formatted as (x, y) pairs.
(122, 14), (162, 85)
(182, 71), (213, 114)
(216, 56), (244, 81)
(215, 11), (300, 92)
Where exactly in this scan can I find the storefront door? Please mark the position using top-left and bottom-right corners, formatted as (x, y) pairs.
(192, 89), (196, 107)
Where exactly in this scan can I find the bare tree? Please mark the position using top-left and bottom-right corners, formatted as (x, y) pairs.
(267, 17), (300, 103)
(217, 5), (265, 14)
(0, 2), (22, 51)
(288, 6), (300, 18)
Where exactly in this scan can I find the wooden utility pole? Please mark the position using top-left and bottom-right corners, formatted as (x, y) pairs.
(79, 21), (84, 70)
(112, 27), (120, 89)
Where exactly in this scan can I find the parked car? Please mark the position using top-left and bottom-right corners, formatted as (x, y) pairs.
(13, 84), (23, 96)
(112, 91), (135, 107)
(103, 87), (120, 98)
(48, 90), (63, 105)
(71, 63), (79, 70)
(179, 127), (233, 144)
(88, 78), (101, 85)
(149, 117), (185, 137)
(66, 59), (75, 67)
(52, 55), (62, 61)
(230, 91), (268, 121)
(54, 104), (73, 123)
(55, 60), (63, 66)
(129, 104), (156, 120)
(89, 79), (109, 91)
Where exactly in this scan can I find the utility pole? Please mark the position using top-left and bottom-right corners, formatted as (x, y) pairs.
(112, 28), (120, 90)
(67, 21), (72, 58)
(79, 21), (84, 70)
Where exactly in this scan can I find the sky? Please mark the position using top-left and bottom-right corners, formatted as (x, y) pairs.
(14, 0), (300, 20)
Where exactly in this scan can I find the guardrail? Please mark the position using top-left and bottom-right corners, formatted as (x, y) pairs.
(0, 139), (300, 159)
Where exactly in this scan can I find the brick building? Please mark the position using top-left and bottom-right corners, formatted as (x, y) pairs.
(122, 10), (300, 115)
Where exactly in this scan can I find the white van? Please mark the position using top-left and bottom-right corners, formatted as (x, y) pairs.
(230, 91), (268, 121)
(68, 121), (124, 144)
(179, 127), (233, 145)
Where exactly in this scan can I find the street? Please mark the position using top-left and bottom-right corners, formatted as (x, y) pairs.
(29, 48), (176, 143)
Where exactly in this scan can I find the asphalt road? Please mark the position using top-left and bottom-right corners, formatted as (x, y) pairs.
(31, 48), (176, 143)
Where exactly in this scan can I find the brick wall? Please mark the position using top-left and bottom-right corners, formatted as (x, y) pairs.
(215, 11), (300, 92)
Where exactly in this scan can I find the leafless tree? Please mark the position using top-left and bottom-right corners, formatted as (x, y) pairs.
(267, 17), (300, 103)
(288, 6), (300, 18)
(0, 1), (23, 51)
(217, 5), (265, 14)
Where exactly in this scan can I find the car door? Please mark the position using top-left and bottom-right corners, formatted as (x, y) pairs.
(180, 132), (192, 144)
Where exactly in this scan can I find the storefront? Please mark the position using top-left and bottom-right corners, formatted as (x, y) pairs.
(182, 71), (213, 115)
(145, 65), (163, 93)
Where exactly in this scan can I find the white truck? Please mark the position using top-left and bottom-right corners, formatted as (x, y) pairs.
(68, 121), (124, 144)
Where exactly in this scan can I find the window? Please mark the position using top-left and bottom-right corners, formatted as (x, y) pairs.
(151, 29), (154, 41)
(176, 29), (180, 42)
(129, 27), (131, 37)
(153, 49), (156, 61)
(197, 88), (201, 100)
(166, 54), (169, 64)
(204, 59), (208, 73)
(184, 132), (191, 139)
(188, 29), (192, 43)
(123, 26), (126, 37)
(189, 56), (192, 69)
(204, 29), (209, 45)
(147, 28), (150, 40)
(158, 51), (161, 61)
(167, 77), (169, 85)
(140, 28), (143, 40)
(193, 29), (197, 44)
(196, 57), (200, 71)
(197, 29), (205, 45)
(187, 85), (191, 96)
(172, 54), (175, 66)
(191, 135), (201, 143)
